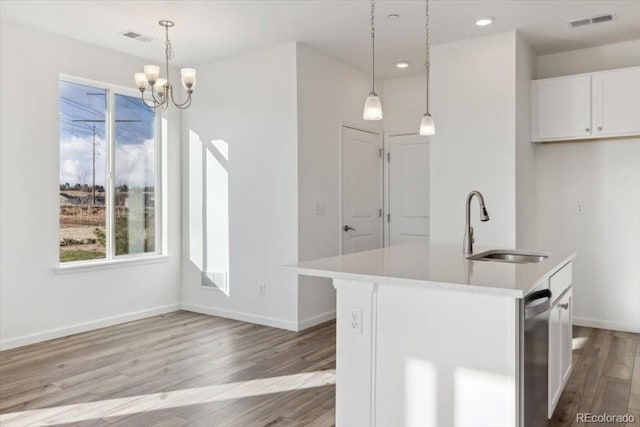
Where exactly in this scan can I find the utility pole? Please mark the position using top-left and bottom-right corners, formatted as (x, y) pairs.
(72, 119), (143, 206)
(92, 124), (96, 205)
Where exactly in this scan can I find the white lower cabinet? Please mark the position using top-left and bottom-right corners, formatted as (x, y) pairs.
(549, 288), (573, 418)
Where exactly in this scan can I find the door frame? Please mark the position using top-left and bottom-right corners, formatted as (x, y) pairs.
(338, 122), (383, 255)
(383, 130), (424, 247)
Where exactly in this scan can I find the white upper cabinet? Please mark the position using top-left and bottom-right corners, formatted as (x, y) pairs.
(531, 66), (640, 142)
(532, 74), (592, 141)
(592, 67), (640, 137)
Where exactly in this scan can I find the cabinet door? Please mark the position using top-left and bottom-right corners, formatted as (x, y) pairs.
(559, 289), (573, 384)
(533, 75), (592, 141)
(593, 67), (640, 137)
(548, 304), (561, 417)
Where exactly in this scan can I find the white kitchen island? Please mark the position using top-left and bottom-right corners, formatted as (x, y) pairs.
(293, 243), (575, 427)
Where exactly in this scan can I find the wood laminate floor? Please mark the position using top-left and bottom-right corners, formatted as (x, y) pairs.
(0, 311), (638, 426)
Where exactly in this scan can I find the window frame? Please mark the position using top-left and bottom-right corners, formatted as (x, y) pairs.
(58, 74), (165, 268)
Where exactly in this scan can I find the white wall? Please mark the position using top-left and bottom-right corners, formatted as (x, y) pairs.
(537, 39), (640, 79)
(295, 44), (383, 326)
(536, 41), (640, 332)
(0, 20), (182, 350)
(181, 43), (300, 330)
(384, 32), (518, 248)
(515, 33), (538, 249)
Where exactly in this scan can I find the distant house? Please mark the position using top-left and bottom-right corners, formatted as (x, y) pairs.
(60, 193), (81, 206)
(60, 193), (91, 206)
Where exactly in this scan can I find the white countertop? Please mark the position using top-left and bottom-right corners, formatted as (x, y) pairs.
(292, 243), (576, 298)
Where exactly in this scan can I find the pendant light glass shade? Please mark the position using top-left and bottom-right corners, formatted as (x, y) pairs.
(363, 92), (383, 120)
(419, 113), (435, 136)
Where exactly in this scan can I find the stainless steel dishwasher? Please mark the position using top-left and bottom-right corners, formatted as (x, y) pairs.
(522, 283), (553, 427)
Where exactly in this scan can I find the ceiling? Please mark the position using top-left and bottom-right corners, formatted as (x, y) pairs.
(1, 0), (639, 78)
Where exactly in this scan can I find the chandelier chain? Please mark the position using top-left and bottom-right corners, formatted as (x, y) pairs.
(165, 24), (174, 62)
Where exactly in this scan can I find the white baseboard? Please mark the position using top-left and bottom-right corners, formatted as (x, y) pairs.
(1, 303), (335, 351)
(574, 316), (640, 333)
(0, 304), (180, 351)
(181, 303), (299, 331)
(298, 310), (336, 331)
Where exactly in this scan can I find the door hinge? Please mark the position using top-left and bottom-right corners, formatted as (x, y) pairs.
(378, 148), (383, 157)
(379, 209), (382, 217)
(387, 213), (391, 222)
(386, 152), (391, 162)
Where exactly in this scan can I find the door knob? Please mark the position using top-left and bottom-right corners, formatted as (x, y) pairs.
(343, 225), (356, 232)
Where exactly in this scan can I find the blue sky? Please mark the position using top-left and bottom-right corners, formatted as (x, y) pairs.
(59, 81), (156, 188)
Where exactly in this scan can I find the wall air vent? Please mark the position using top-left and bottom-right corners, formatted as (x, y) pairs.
(119, 30), (156, 43)
(568, 13), (616, 28)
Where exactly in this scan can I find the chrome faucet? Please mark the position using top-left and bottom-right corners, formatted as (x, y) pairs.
(463, 191), (490, 254)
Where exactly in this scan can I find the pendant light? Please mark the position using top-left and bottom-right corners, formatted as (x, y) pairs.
(363, 0), (383, 120)
(419, 0), (435, 135)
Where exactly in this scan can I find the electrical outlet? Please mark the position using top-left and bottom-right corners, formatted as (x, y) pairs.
(259, 282), (266, 296)
(348, 308), (362, 334)
(576, 203), (584, 215)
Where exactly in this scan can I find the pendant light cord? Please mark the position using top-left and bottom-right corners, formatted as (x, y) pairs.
(370, 0), (376, 94)
(425, 0), (430, 114)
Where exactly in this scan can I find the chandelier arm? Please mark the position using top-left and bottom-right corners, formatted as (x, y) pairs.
(139, 93), (161, 109)
(173, 93), (193, 110)
(169, 85), (192, 108)
(149, 87), (168, 108)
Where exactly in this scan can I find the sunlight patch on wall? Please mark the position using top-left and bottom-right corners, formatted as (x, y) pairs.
(188, 130), (230, 294)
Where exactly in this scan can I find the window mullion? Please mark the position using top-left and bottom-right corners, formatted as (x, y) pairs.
(105, 89), (115, 259)
(155, 112), (162, 255)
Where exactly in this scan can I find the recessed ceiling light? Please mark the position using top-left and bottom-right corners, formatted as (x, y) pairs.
(475, 17), (494, 26)
(387, 13), (400, 20)
(396, 61), (411, 69)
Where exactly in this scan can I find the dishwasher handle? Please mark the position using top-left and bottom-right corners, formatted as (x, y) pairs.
(525, 288), (552, 318)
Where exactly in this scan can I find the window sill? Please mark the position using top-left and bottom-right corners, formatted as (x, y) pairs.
(55, 254), (171, 274)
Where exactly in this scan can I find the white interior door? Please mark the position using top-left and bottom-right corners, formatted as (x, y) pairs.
(388, 134), (429, 246)
(341, 126), (383, 254)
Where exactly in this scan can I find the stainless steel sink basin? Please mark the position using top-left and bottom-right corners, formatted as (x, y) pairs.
(467, 250), (548, 264)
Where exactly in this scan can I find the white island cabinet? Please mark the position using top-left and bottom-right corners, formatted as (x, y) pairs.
(292, 243), (575, 427)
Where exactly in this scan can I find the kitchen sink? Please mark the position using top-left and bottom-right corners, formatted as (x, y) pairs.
(467, 250), (548, 264)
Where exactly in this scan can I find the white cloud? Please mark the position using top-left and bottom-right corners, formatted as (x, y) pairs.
(60, 136), (155, 188)
(115, 139), (155, 188)
(59, 136), (106, 186)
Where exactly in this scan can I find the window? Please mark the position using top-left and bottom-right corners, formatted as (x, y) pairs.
(59, 77), (161, 263)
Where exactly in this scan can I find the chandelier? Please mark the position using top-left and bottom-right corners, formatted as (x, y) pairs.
(134, 20), (196, 110)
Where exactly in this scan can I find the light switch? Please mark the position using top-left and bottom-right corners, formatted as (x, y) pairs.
(315, 202), (325, 216)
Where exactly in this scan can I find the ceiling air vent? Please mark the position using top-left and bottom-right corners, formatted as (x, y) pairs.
(568, 13), (616, 28)
(119, 30), (156, 43)
(591, 14), (614, 24)
(569, 18), (591, 28)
